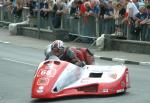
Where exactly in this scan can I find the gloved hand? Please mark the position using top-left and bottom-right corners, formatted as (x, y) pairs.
(75, 61), (86, 67)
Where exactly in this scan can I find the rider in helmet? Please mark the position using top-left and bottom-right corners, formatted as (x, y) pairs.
(45, 40), (84, 67)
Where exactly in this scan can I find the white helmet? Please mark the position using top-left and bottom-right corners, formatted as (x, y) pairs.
(51, 40), (64, 50)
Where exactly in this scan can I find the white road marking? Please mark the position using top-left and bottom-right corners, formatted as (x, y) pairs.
(112, 58), (126, 63)
(94, 55), (100, 59)
(2, 57), (37, 67)
(3, 41), (10, 44)
(140, 62), (150, 66)
(0, 40), (10, 44)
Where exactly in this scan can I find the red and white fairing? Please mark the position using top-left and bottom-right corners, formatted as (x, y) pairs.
(31, 57), (130, 99)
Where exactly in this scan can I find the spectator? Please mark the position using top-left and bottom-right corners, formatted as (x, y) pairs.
(100, 0), (114, 34)
(40, 0), (53, 19)
(124, 0), (139, 40)
(132, 0), (139, 9)
(0, 0), (4, 4)
(99, 2), (107, 18)
(62, 0), (70, 14)
(29, 0), (38, 17)
(90, 0), (100, 17)
(24, 0), (30, 7)
(11, 0), (24, 18)
(119, 3), (126, 17)
(5, 0), (13, 13)
(70, 0), (80, 19)
(134, 6), (147, 40)
(80, 0), (92, 16)
(103, 0), (114, 19)
(140, 5), (150, 25)
(78, 0), (93, 24)
(135, 6), (147, 26)
(0, 0), (9, 6)
(125, 0), (139, 19)
(144, 0), (150, 7)
(72, 0), (83, 18)
(70, 1), (77, 15)
(140, 5), (150, 41)
(51, 0), (64, 28)
(113, 2), (124, 37)
(145, 5), (150, 41)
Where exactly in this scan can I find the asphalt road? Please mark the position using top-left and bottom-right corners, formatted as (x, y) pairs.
(0, 41), (150, 103)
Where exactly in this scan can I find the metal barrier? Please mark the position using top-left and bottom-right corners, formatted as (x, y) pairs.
(80, 16), (97, 38)
(140, 24), (147, 41)
(62, 15), (99, 43)
(126, 23), (150, 41)
(99, 18), (115, 35)
(68, 17), (80, 35)
(146, 25), (150, 41)
(62, 14), (70, 31)
(22, 7), (30, 21)
(0, 5), (23, 25)
(0, 4), (3, 21)
(121, 21), (127, 37)
(0, 6), (150, 42)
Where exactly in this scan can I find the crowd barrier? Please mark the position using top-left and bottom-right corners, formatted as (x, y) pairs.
(0, 5), (23, 24)
(0, 6), (149, 42)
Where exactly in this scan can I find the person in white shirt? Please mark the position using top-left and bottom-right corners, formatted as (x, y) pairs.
(126, 0), (139, 19)
(124, 0), (140, 40)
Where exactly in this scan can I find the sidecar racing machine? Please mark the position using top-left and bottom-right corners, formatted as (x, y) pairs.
(31, 55), (130, 99)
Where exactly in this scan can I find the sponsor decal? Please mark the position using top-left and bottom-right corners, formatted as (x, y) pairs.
(37, 77), (49, 85)
(46, 69), (56, 77)
(41, 70), (47, 76)
(126, 73), (129, 87)
(37, 67), (56, 77)
(37, 86), (44, 93)
(110, 73), (117, 79)
(102, 88), (109, 93)
(121, 81), (125, 87)
(117, 89), (124, 93)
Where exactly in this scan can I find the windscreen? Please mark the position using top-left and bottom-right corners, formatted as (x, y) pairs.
(52, 63), (82, 92)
